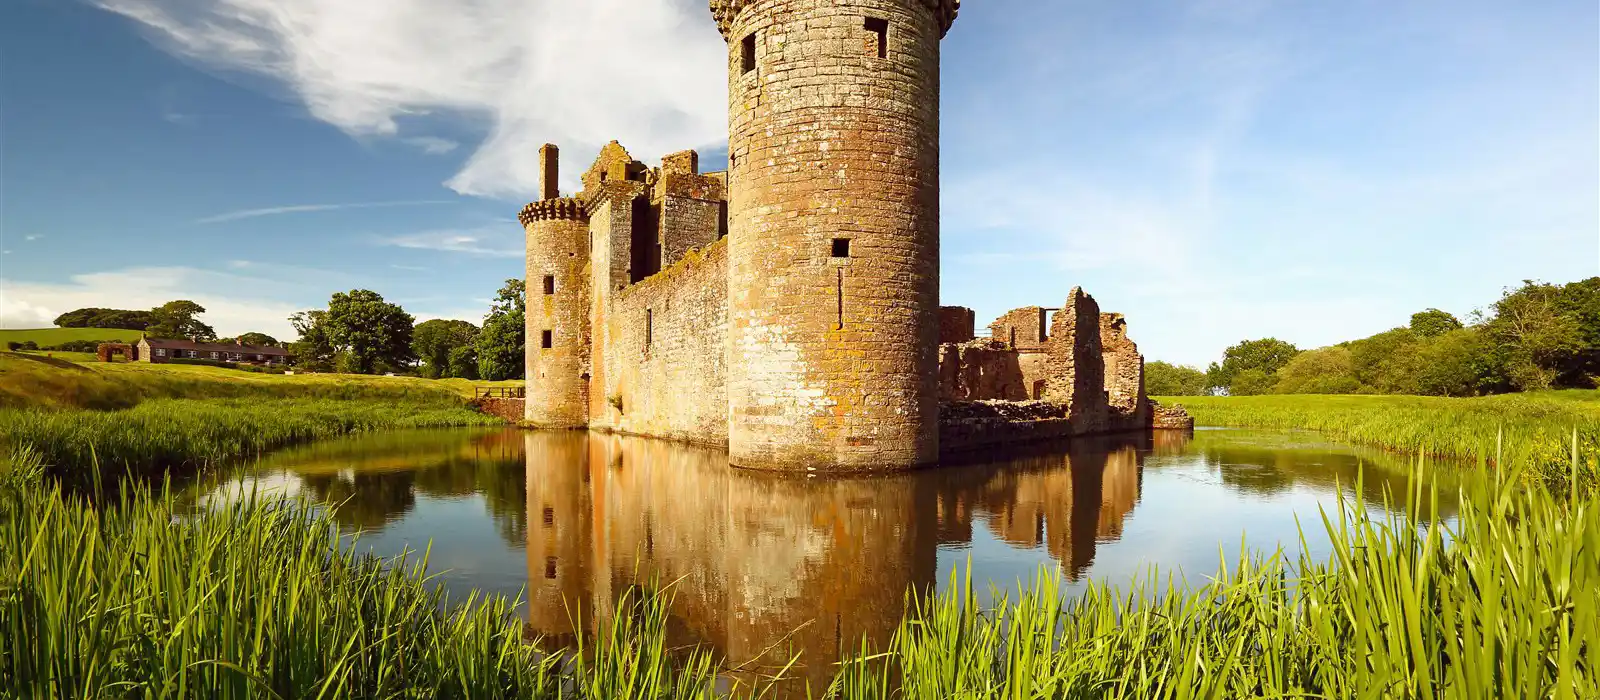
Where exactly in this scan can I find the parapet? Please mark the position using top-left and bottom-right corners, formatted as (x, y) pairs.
(518, 198), (588, 226)
(709, 0), (960, 39)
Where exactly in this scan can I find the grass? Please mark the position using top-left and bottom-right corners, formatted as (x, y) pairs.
(1160, 391), (1600, 486)
(0, 398), (501, 487)
(0, 327), (146, 346)
(0, 352), (519, 410)
(3, 445), (1594, 698)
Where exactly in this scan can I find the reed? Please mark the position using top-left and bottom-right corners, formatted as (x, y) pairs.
(3, 443), (1593, 698)
(1160, 391), (1600, 486)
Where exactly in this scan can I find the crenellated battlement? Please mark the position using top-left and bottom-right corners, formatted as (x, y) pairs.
(518, 198), (588, 226)
(709, 0), (959, 39)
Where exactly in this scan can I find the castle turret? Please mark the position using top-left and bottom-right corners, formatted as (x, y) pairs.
(523, 144), (593, 427)
(713, 0), (959, 471)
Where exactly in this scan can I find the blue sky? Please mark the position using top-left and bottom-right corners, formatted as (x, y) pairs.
(1, 0), (1595, 367)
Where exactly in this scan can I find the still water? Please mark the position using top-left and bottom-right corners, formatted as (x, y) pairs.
(199, 427), (1459, 686)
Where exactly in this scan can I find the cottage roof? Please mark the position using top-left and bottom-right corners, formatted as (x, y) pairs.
(141, 337), (290, 356)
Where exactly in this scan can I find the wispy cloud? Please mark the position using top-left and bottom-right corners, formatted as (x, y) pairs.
(195, 200), (455, 224)
(23, 235), (42, 241)
(403, 137), (460, 155)
(390, 264), (429, 272)
(0, 267), (309, 336)
(94, 0), (728, 198)
(381, 227), (521, 257)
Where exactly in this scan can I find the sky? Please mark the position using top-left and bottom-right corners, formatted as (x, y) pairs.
(1, 0), (1595, 367)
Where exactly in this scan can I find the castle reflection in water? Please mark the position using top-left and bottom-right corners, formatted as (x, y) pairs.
(229, 426), (1455, 688)
(521, 431), (1178, 680)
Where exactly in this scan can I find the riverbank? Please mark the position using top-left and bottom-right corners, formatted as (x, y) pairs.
(0, 353), (505, 484)
(3, 443), (1592, 697)
(1160, 391), (1600, 486)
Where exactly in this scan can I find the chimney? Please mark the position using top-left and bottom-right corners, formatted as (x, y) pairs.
(539, 143), (559, 200)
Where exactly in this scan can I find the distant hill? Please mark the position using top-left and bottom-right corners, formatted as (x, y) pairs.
(0, 328), (146, 346)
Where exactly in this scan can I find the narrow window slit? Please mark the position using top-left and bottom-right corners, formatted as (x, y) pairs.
(542, 275), (555, 295)
(864, 17), (888, 59)
(741, 33), (757, 74)
(645, 309), (653, 349)
(836, 269), (844, 330)
(541, 330), (553, 349)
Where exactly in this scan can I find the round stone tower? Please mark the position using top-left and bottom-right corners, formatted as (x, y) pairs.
(712, 0), (959, 471)
(523, 144), (592, 427)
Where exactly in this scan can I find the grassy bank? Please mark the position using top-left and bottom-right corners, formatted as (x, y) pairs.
(0, 352), (518, 410)
(1160, 391), (1600, 485)
(3, 446), (1593, 698)
(0, 327), (146, 346)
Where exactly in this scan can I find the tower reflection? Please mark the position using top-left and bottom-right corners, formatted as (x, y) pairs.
(523, 431), (1155, 685)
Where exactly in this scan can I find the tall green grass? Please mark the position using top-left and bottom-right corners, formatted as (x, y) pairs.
(1162, 392), (1600, 486)
(4, 444), (1593, 698)
(0, 398), (500, 485)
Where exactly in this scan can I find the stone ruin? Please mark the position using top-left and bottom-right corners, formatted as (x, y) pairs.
(936, 288), (1193, 453)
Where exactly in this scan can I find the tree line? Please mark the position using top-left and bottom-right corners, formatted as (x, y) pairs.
(43, 278), (529, 381)
(1149, 277), (1600, 397)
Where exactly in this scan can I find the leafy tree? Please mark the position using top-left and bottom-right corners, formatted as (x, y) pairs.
(1409, 308), (1463, 338)
(289, 310), (335, 371)
(448, 346), (480, 381)
(234, 332), (279, 346)
(475, 279), (525, 381)
(145, 300), (216, 341)
(1206, 338), (1299, 393)
(1228, 368), (1275, 396)
(54, 307), (156, 330)
(323, 290), (415, 375)
(1347, 328), (1425, 395)
(1413, 328), (1505, 397)
(1145, 361), (1207, 396)
(1271, 347), (1363, 394)
(1479, 281), (1584, 391)
(413, 319), (479, 379)
(5, 342), (19, 352)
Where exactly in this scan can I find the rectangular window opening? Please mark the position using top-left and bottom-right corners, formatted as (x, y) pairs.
(542, 275), (555, 295)
(541, 330), (553, 349)
(831, 238), (851, 258)
(741, 32), (757, 74)
(864, 17), (888, 58)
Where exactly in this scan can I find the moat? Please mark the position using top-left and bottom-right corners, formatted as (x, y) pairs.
(196, 427), (1461, 688)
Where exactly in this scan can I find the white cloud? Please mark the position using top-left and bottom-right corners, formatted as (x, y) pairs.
(403, 137), (460, 155)
(95, 0), (729, 199)
(380, 227), (521, 257)
(23, 235), (43, 242)
(195, 200), (455, 224)
(0, 267), (326, 338)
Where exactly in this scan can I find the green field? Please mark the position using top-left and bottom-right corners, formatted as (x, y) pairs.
(0, 327), (145, 346)
(0, 351), (520, 410)
(1160, 391), (1600, 485)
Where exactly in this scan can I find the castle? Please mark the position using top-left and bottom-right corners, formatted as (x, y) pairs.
(521, 0), (1188, 472)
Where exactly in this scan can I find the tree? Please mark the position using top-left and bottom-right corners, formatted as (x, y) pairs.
(5, 342), (19, 352)
(323, 290), (415, 375)
(1409, 308), (1463, 338)
(289, 310), (335, 371)
(53, 307), (154, 330)
(448, 346), (480, 380)
(1413, 328), (1505, 397)
(1271, 346), (1363, 394)
(1347, 328), (1424, 395)
(1479, 281), (1585, 391)
(1229, 368), (1275, 396)
(413, 319), (479, 378)
(1206, 338), (1299, 393)
(234, 332), (279, 346)
(146, 300), (216, 341)
(1145, 361), (1208, 396)
(475, 279), (525, 381)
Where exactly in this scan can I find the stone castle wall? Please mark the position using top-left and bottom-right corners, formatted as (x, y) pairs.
(590, 239), (730, 447)
(722, 0), (945, 471)
(523, 196), (592, 427)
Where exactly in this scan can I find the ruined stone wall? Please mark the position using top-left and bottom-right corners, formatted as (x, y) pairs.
(722, 0), (948, 471)
(1043, 288), (1109, 434)
(659, 195), (723, 268)
(523, 199), (591, 427)
(590, 238), (730, 447)
(938, 306), (975, 344)
(937, 341), (1026, 401)
(1099, 312), (1148, 428)
(988, 306), (1051, 352)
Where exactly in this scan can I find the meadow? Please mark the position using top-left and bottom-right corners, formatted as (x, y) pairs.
(1161, 391), (1600, 486)
(0, 327), (146, 346)
(2, 444), (1592, 698)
